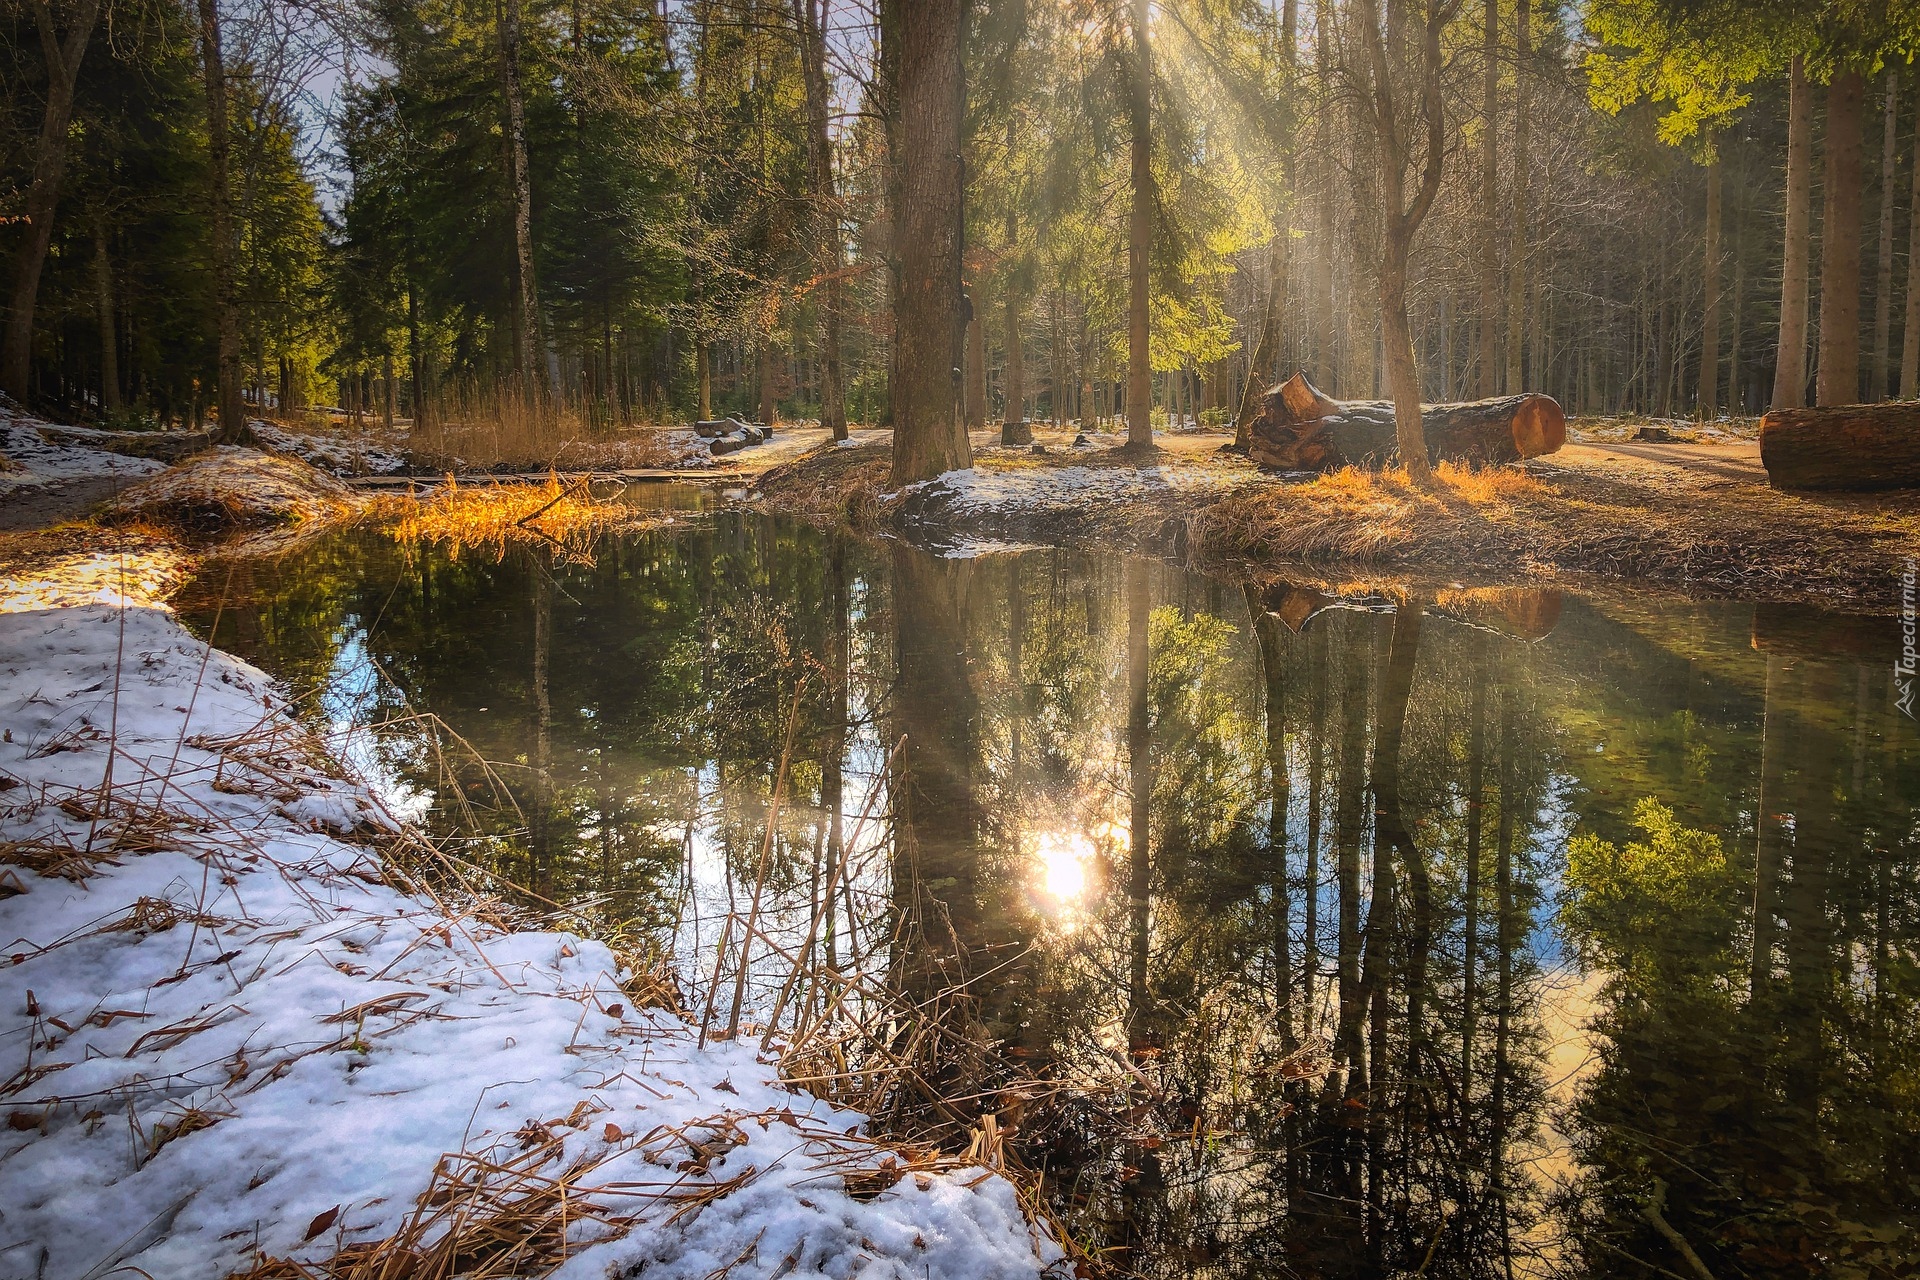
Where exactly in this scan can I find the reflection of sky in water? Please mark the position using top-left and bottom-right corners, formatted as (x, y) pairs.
(319, 625), (432, 824)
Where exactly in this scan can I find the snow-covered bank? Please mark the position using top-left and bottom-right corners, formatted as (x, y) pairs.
(0, 405), (166, 496)
(0, 555), (1059, 1280)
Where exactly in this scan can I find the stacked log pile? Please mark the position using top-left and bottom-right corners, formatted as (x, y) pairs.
(1757, 404), (1920, 490)
(1249, 373), (1566, 471)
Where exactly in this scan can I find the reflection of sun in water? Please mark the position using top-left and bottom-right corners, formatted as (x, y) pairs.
(1033, 830), (1095, 913)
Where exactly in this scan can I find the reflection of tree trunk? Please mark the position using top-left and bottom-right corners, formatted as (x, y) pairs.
(823, 542), (849, 970)
(1493, 684), (1517, 1275)
(1373, 602), (1425, 1072)
(1752, 653), (1787, 1001)
(1250, 588), (1299, 1194)
(1782, 736), (1836, 1100)
(890, 546), (980, 973)
(1331, 616), (1370, 1205)
(1304, 625), (1325, 1041)
(530, 554), (554, 897)
(1127, 558), (1152, 1028)
(1459, 651), (1486, 1252)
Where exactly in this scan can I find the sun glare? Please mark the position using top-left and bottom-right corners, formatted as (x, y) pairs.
(1034, 829), (1094, 909)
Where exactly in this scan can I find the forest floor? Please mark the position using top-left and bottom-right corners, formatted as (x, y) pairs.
(754, 421), (1918, 608)
(0, 415), (1061, 1279)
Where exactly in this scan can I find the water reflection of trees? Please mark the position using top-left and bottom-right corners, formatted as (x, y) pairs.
(179, 522), (1920, 1279)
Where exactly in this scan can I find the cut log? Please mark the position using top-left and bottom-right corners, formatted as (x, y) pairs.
(1249, 372), (1565, 472)
(1758, 403), (1920, 490)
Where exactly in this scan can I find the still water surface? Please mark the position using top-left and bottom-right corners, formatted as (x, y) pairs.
(177, 498), (1919, 1279)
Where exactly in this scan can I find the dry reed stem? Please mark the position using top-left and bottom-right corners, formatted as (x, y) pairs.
(374, 473), (663, 565)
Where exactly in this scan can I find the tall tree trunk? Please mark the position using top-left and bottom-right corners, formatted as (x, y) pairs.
(197, 0), (247, 443)
(1004, 207), (1024, 427)
(1314, 15), (1337, 386)
(92, 221), (119, 414)
(1816, 71), (1865, 408)
(881, 0), (971, 484)
(383, 351), (395, 429)
(1477, 0), (1500, 398)
(1504, 0), (1530, 394)
(1774, 56), (1814, 409)
(757, 332), (776, 425)
(1357, 0), (1445, 484)
(796, 0), (847, 438)
(1906, 94), (1920, 398)
(499, 0), (542, 396)
(1727, 224), (1745, 411)
(1874, 72), (1898, 401)
(1, 0), (104, 402)
(1699, 159), (1723, 416)
(1235, 222), (1289, 448)
(966, 289), (987, 428)
(697, 340), (712, 421)
(1126, 0), (1153, 448)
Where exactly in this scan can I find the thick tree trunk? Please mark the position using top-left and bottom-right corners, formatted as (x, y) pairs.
(1504, 0), (1530, 394)
(796, 0), (846, 438)
(1477, 0), (1500, 398)
(1234, 233), (1287, 449)
(1003, 198), (1026, 443)
(1816, 71), (1865, 407)
(1126, 0), (1152, 449)
(1758, 402), (1920, 490)
(1, 0), (103, 402)
(1699, 159), (1722, 416)
(1874, 73), (1898, 401)
(1250, 372), (1564, 471)
(92, 222), (118, 414)
(499, 0), (542, 395)
(1907, 97), (1920, 398)
(1774, 56), (1814, 409)
(881, 0), (970, 485)
(197, 0), (247, 443)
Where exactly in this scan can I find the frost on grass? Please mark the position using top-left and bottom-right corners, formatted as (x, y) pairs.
(0, 401), (166, 495)
(0, 561), (1060, 1280)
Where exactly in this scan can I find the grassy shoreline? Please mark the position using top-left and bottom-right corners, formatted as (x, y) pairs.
(751, 437), (1919, 609)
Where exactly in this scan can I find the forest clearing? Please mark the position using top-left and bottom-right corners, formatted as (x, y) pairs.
(4, 0), (1920, 1277)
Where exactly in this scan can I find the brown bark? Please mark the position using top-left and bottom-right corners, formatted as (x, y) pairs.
(1699, 159), (1722, 416)
(1505, 0), (1530, 395)
(197, 0), (247, 443)
(1126, 0), (1152, 449)
(1003, 189), (1025, 440)
(1, 0), (104, 402)
(1774, 56), (1814, 409)
(1758, 402), (1920, 490)
(881, 0), (970, 485)
(1907, 94), (1920, 398)
(499, 0), (542, 394)
(1355, 0), (1447, 484)
(1251, 372), (1564, 471)
(1816, 71), (1865, 407)
(1233, 234), (1286, 449)
(796, 0), (846, 438)
(93, 222), (119, 413)
(1874, 73), (1898, 401)
(1477, 0), (1500, 398)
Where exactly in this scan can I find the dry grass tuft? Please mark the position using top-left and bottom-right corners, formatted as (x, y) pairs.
(375, 474), (660, 565)
(754, 441), (892, 526)
(408, 389), (701, 472)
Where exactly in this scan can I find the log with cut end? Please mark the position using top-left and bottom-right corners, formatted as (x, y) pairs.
(1249, 372), (1565, 471)
(1758, 403), (1920, 490)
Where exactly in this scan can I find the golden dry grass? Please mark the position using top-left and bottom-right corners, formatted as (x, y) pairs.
(374, 473), (656, 564)
(754, 440), (893, 526)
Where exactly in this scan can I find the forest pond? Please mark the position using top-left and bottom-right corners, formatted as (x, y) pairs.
(176, 494), (1919, 1279)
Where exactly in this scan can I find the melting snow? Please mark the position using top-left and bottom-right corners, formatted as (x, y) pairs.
(0, 556), (1058, 1280)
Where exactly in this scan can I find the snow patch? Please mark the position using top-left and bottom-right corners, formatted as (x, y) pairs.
(0, 401), (166, 495)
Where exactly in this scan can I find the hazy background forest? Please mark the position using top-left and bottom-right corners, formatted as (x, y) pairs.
(4, 0), (1919, 445)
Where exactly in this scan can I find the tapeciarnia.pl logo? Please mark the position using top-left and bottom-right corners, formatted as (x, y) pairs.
(1900, 560), (1917, 720)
